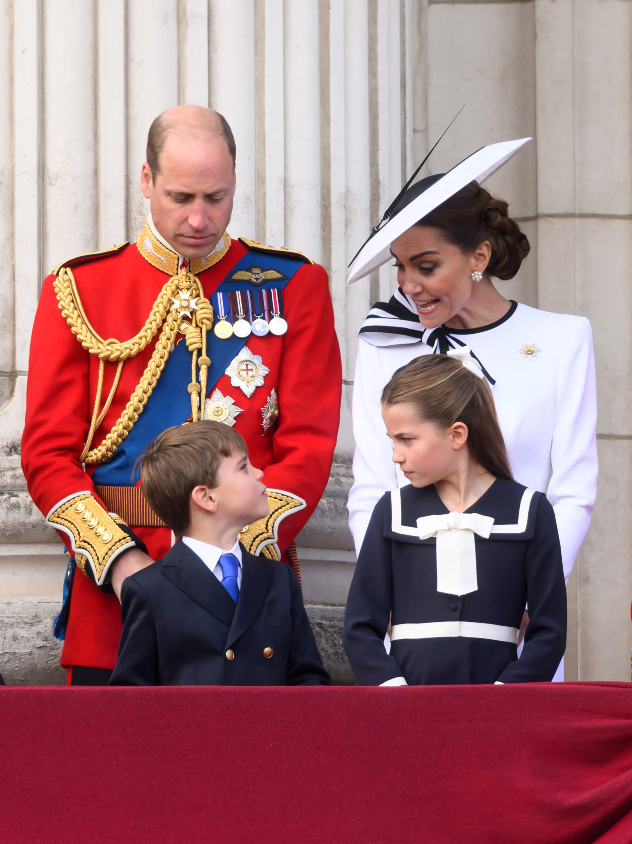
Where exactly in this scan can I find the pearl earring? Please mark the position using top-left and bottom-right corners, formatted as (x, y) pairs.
(471, 271), (483, 283)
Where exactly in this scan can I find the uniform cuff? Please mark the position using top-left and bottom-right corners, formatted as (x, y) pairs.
(239, 488), (306, 560)
(379, 676), (408, 687)
(46, 491), (146, 588)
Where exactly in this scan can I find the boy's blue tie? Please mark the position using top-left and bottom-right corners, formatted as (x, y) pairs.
(219, 553), (240, 602)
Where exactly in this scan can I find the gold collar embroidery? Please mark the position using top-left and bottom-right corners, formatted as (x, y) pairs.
(136, 218), (231, 276)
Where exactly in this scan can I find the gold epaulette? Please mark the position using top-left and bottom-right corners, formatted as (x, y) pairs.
(52, 242), (129, 276)
(238, 237), (315, 266)
(239, 489), (307, 560)
(46, 491), (136, 586)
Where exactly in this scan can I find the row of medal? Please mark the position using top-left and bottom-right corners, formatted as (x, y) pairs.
(212, 289), (288, 339)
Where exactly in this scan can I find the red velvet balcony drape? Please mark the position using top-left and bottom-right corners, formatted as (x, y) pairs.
(2, 683), (632, 843)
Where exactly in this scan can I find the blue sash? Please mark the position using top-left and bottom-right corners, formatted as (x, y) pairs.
(91, 251), (303, 486)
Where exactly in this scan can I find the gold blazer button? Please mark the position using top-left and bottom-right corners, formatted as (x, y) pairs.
(225, 649), (235, 660)
(263, 647), (274, 659)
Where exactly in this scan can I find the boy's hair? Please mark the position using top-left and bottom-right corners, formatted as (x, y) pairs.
(381, 354), (513, 482)
(139, 421), (248, 536)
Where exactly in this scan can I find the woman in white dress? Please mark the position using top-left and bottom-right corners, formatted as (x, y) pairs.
(347, 141), (597, 679)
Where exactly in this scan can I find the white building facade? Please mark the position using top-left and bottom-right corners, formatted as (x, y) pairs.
(0, 0), (629, 682)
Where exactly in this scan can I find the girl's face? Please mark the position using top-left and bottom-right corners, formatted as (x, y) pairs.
(382, 402), (468, 487)
(390, 226), (491, 329)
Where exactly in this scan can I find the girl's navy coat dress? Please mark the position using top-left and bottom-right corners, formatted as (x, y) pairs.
(343, 479), (567, 686)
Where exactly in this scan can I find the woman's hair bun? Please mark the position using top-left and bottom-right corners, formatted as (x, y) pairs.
(416, 181), (530, 281)
(481, 196), (530, 281)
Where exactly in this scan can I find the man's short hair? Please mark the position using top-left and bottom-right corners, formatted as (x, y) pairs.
(139, 421), (247, 537)
(146, 109), (236, 182)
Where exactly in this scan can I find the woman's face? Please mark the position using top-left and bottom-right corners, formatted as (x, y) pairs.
(390, 226), (490, 329)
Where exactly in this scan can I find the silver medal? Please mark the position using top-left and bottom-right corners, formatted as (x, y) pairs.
(232, 318), (252, 338)
(268, 316), (288, 336)
(251, 317), (269, 337)
(231, 290), (252, 338)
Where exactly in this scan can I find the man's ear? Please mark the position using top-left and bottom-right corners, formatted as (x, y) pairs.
(190, 485), (218, 515)
(140, 162), (153, 200)
(451, 422), (469, 451)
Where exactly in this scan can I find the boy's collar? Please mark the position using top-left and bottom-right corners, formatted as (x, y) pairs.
(181, 535), (242, 570)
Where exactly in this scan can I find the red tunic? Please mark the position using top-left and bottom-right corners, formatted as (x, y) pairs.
(21, 230), (342, 669)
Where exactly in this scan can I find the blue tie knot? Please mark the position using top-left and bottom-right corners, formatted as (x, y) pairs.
(219, 553), (240, 602)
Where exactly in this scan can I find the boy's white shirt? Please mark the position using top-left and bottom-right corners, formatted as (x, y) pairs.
(182, 536), (243, 589)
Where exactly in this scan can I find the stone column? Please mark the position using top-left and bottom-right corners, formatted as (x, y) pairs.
(535, 0), (632, 680)
(209, 0), (257, 239)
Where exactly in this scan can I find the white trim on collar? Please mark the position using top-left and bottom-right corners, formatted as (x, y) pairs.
(390, 486), (536, 538)
(490, 488), (535, 534)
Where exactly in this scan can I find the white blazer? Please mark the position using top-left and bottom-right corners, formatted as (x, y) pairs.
(347, 298), (598, 582)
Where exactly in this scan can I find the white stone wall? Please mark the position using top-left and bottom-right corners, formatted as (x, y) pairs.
(0, 0), (629, 682)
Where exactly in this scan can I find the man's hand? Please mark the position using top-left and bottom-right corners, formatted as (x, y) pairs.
(110, 548), (154, 600)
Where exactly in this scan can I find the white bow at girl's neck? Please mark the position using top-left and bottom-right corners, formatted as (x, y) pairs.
(417, 511), (495, 596)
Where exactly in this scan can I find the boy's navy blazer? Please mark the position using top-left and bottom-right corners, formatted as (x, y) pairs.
(109, 539), (330, 686)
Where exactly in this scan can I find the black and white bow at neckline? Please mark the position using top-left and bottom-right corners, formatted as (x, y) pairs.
(358, 290), (519, 385)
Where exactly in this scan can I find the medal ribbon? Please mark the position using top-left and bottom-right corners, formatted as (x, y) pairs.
(262, 290), (270, 321)
(214, 291), (229, 321)
(271, 288), (283, 318)
(235, 290), (246, 320)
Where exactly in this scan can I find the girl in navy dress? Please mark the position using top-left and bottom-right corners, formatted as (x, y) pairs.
(343, 349), (566, 686)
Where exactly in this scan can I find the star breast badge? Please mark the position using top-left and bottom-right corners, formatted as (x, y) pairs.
(519, 343), (540, 360)
(261, 389), (279, 433)
(225, 346), (270, 398)
(228, 266), (288, 286)
(203, 389), (243, 426)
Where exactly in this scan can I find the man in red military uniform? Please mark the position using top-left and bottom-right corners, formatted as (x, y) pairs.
(21, 105), (342, 684)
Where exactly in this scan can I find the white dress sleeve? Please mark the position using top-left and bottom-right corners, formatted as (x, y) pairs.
(347, 340), (399, 555)
(547, 317), (598, 580)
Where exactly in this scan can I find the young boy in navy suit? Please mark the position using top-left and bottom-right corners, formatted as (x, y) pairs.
(109, 421), (330, 686)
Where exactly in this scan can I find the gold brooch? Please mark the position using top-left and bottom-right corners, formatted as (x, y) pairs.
(519, 343), (540, 360)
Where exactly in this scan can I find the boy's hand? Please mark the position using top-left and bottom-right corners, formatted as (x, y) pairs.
(111, 549), (154, 600)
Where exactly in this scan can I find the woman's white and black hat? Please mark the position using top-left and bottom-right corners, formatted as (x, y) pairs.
(347, 137), (531, 285)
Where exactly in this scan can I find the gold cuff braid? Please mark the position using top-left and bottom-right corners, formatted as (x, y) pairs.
(239, 489), (307, 561)
(46, 492), (136, 586)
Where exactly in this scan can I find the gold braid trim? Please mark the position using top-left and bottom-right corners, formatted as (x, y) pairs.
(46, 492), (136, 586)
(54, 266), (180, 361)
(239, 489), (307, 561)
(52, 242), (129, 276)
(238, 237), (314, 265)
(53, 265), (201, 466)
(83, 313), (180, 465)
